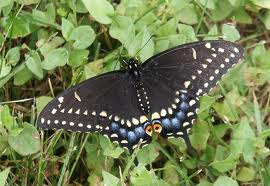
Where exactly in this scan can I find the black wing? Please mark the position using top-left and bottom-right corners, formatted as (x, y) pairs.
(37, 71), (151, 152)
(141, 40), (244, 152)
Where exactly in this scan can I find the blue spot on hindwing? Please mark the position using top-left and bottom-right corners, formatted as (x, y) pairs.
(180, 94), (189, 101)
(171, 117), (180, 129)
(162, 118), (171, 130)
(180, 102), (189, 112)
(127, 131), (136, 143)
(111, 122), (119, 132)
(176, 111), (186, 121)
(134, 126), (145, 138)
(119, 128), (127, 138)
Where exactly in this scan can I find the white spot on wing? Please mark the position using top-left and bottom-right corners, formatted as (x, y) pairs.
(160, 109), (167, 117)
(205, 43), (211, 48)
(74, 91), (81, 102)
(132, 118), (139, 125)
(58, 97), (64, 103)
(78, 123), (83, 127)
(184, 81), (191, 88)
(189, 100), (196, 106)
(218, 48), (224, 53)
(41, 118), (45, 124)
(75, 109), (80, 114)
(151, 112), (160, 120)
(202, 64), (208, 68)
(83, 110), (88, 115)
(183, 122), (189, 127)
(99, 111), (107, 117)
(51, 108), (57, 114)
(68, 108), (73, 114)
(225, 58), (230, 63)
(206, 59), (212, 63)
(191, 48), (196, 59)
(126, 120), (132, 127)
(234, 47), (239, 53)
(140, 115), (148, 123)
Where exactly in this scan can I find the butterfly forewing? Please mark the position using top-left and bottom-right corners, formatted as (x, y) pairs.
(142, 40), (244, 97)
(38, 71), (152, 152)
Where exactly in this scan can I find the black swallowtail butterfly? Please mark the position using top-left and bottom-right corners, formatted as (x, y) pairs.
(37, 40), (244, 153)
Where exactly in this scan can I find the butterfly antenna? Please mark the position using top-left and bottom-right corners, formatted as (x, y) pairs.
(134, 35), (155, 58)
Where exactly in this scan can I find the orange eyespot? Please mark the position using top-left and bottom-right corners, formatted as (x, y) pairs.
(145, 125), (153, 136)
(153, 123), (162, 133)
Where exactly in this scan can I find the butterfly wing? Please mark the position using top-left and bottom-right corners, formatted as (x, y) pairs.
(141, 40), (244, 151)
(142, 40), (244, 97)
(37, 71), (151, 152)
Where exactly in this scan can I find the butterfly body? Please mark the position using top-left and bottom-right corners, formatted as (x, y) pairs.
(38, 40), (244, 153)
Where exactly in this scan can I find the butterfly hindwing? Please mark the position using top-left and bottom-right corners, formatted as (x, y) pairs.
(38, 71), (152, 152)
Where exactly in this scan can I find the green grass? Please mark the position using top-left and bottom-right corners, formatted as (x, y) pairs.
(1, 0), (270, 185)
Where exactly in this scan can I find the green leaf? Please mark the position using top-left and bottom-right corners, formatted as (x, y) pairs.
(81, 0), (115, 24)
(0, 105), (14, 131)
(198, 0), (216, 9)
(204, 25), (219, 40)
(130, 164), (160, 185)
(198, 96), (216, 113)
(237, 167), (255, 181)
(163, 161), (179, 185)
(0, 168), (10, 186)
(0, 60), (11, 78)
(41, 48), (69, 70)
(0, 0), (12, 8)
(67, 0), (88, 13)
(211, 0), (233, 21)
(262, 10), (270, 30)
(36, 96), (53, 114)
(109, 15), (135, 49)
(69, 25), (96, 49)
(134, 11), (157, 32)
(197, 180), (213, 186)
(61, 18), (75, 40)
(210, 154), (238, 172)
(137, 144), (159, 165)
(233, 8), (252, 24)
(84, 59), (103, 79)
(156, 18), (177, 37)
(102, 171), (119, 186)
(13, 67), (33, 86)
(213, 176), (239, 186)
(8, 123), (40, 156)
(6, 47), (20, 66)
(128, 28), (154, 62)
(178, 5), (198, 25)
(230, 117), (256, 164)
(39, 36), (65, 57)
(251, 0), (270, 9)
(25, 51), (43, 79)
(68, 49), (89, 67)
(1, 13), (39, 38)
(190, 120), (210, 150)
(15, 0), (39, 5)
(222, 24), (240, 42)
(32, 3), (55, 26)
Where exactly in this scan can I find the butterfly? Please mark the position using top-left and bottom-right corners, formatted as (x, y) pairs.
(37, 40), (244, 154)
